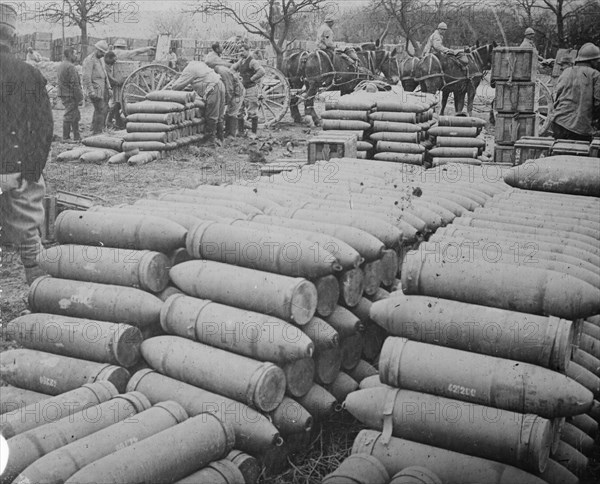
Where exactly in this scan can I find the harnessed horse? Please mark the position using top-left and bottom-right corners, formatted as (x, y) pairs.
(399, 43), (495, 116)
(283, 48), (400, 125)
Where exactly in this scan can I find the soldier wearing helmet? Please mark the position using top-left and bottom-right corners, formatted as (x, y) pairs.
(315, 14), (359, 64)
(422, 22), (455, 56)
(548, 43), (600, 141)
(520, 28), (536, 50)
(110, 38), (155, 60)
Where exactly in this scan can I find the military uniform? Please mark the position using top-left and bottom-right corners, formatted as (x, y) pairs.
(550, 65), (600, 141)
(422, 30), (452, 56)
(1, 41), (53, 282)
(171, 61), (225, 146)
(232, 53), (265, 135)
(214, 65), (245, 137)
(82, 51), (111, 134)
(57, 56), (83, 139)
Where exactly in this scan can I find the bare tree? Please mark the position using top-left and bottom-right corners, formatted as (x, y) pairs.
(45, 0), (117, 58)
(187, 0), (329, 68)
(153, 9), (194, 39)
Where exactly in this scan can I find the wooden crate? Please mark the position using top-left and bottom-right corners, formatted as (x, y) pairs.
(590, 139), (600, 158)
(495, 113), (536, 145)
(551, 140), (590, 156)
(494, 82), (536, 113)
(552, 48), (577, 78)
(308, 136), (357, 164)
(491, 47), (537, 82)
(493, 145), (515, 164)
(513, 136), (553, 165)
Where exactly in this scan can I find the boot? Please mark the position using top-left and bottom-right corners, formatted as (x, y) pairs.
(225, 115), (237, 138)
(62, 121), (71, 141)
(203, 119), (217, 148)
(238, 116), (246, 137)
(72, 121), (81, 141)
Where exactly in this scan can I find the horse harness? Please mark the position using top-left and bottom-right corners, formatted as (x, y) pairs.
(416, 53), (481, 91)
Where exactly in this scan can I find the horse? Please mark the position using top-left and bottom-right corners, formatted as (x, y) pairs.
(399, 43), (495, 116)
(283, 47), (399, 125)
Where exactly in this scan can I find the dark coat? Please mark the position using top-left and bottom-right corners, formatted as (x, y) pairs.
(57, 60), (83, 102)
(0, 46), (53, 181)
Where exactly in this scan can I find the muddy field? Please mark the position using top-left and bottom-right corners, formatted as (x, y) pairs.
(1, 97), (598, 483)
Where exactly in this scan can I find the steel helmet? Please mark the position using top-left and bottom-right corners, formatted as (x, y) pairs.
(575, 42), (600, 62)
(94, 40), (109, 53)
(438, 22), (448, 30)
(114, 38), (127, 48)
(524, 27), (535, 36)
(325, 15), (335, 23)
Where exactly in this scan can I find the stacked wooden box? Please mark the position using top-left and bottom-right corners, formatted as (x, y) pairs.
(491, 47), (538, 164)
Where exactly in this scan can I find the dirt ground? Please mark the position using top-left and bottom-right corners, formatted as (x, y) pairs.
(1, 95), (599, 483)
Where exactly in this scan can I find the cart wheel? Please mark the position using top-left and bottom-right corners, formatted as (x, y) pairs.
(257, 65), (290, 127)
(121, 64), (179, 115)
(536, 77), (554, 136)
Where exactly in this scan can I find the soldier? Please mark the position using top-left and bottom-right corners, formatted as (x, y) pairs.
(103, 51), (126, 129)
(213, 65), (245, 139)
(422, 22), (456, 56)
(25, 46), (42, 63)
(169, 60), (226, 148)
(231, 43), (265, 137)
(205, 42), (231, 69)
(520, 27), (551, 65)
(549, 42), (600, 142)
(82, 40), (111, 135)
(57, 47), (83, 140)
(520, 27), (537, 51)
(112, 38), (155, 60)
(1, 3), (54, 284)
(316, 15), (360, 64)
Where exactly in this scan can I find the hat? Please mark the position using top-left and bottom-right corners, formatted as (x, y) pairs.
(114, 38), (127, 48)
(575, 42), (600, 63)
(94, 40), (109, 53)
(524, 27), (535, 36)
(0, 3), (17, 44)
(325, 15), (335, 23)
(438, 22), (448, 30)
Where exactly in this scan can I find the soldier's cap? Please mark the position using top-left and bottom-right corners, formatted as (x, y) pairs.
(212, 42), (221, 51)
(94, 40), (109, 53)
(524, 27), (535, 36)
(0, 3), (17, 44)
(575, 42), (600, 63)
(325, 15), (335, 23)
(438, 22), (448, 30)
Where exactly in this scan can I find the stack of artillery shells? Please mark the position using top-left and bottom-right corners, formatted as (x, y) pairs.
(123, 90), (205, 152)
(369, 99), (431, 165)
(323, 94), (376, 158)
(427, 115), (487, 166)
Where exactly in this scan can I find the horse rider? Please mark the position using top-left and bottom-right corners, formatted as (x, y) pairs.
(231, 43), (265, 138)
(548, 42), (600, 142)
(520, 27), (552, 65)
(316, 15), (360, 65)
(169, 60), (226, 148)
(422, 22), (457, 57)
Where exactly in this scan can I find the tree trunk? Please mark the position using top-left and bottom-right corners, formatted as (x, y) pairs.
(81, 22), (88, 60)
